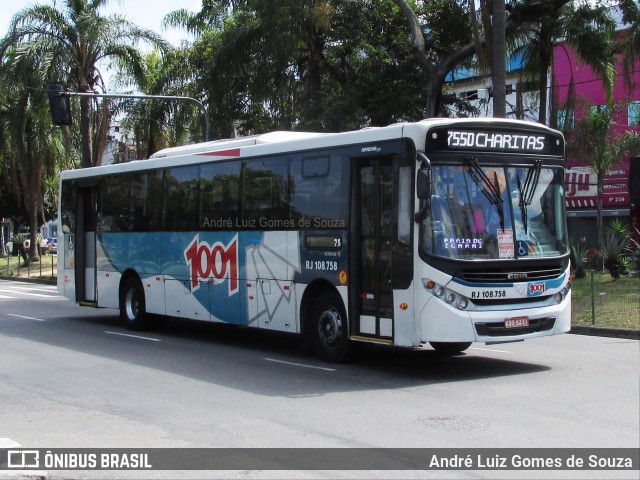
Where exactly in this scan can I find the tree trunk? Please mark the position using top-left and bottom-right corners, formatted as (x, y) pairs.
(537, 23), (553, 125)
(596, 171), (604, 269)
(28, 206), (40, 263)
(492, 0), (507, 118)
(80, 96), (93, 168)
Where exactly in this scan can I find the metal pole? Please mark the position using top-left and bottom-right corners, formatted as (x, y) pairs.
(61, 91), (212, 142)
(591, 269), (596, 325)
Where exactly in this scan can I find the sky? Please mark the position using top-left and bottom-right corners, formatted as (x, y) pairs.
(0, 0), (202, 46)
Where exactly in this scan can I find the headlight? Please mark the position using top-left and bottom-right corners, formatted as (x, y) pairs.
(423, 279), (470, 311)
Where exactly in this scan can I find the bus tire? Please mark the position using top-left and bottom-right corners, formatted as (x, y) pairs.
(429, 342), (472, 354)
(309, 291), (350, 363)
(120, 277), (148, 331)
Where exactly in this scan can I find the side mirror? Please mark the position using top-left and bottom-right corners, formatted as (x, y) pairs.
(416, 168), (431, 200)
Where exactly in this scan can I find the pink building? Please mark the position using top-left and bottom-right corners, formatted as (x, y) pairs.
(552, 30), (640, 245)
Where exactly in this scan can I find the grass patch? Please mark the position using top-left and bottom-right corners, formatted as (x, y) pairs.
(0, 254), (58, 280)
(571, 270), (640, 330)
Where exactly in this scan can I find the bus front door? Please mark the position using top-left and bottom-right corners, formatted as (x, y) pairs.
(354, 158), (394, 342)
(75, 187), (97, 305)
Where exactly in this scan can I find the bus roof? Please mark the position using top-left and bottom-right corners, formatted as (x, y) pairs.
(150, 131), (327, 158)
(61, 118), (561, 180)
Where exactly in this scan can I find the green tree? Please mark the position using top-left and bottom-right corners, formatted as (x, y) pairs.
(0, 49), (59, 262)
(175, 0), (423, 134)
(393, 0), (619, 119)
(1, 0), (170, 167)
(569, 105), (640, 256)
(115, 48), (199, 157)
(618, 0), (640, 85)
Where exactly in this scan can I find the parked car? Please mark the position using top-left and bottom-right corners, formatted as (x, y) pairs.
(49, 238), (58, 254)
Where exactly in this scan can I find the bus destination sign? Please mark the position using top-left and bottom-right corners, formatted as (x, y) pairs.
(427, 127), (563, 156)
(448, 130), (545, 152)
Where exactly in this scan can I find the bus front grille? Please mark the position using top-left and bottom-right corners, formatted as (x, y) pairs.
(458, 266), (565, 283)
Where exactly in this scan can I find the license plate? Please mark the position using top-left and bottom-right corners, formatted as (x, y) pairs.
(505, 316), (529, 328)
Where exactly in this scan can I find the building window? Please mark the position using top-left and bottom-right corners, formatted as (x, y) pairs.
(557, 109), (574, 132)
(629, 101), (640, 126)
(591, 104), (608, 115)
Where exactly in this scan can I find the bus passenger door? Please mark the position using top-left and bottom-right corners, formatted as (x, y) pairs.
(75, 187), (97, 304)
(353, 158), (394, 342)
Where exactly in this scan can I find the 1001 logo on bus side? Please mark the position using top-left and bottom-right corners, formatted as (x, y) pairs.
(184, 235), (239, 295)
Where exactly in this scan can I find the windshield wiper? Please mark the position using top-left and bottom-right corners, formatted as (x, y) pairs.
(517, 159), (542, 234)
(465, 156), (505, 230)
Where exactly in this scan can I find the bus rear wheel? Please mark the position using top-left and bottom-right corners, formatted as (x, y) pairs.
(120, 277), (148, 330)
(429, 342), (472, 354)
(309, 291), (350, 363)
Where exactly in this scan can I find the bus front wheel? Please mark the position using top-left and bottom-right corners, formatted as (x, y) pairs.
(429, 342), (472, 354)
(309, 291), (350, 363)
(120, 277), (148, 330)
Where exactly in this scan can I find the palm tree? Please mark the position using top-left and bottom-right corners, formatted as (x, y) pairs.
(569, 105), (640, 257)
(393, 0), (577, 118)
(516, 1), (617, 125)
(115, 48), (198, 158)
(618, 0), (640, 89)
(492, 0), (507, 118)
(0, 49), (58, 263)
(1, 0), (170, 168)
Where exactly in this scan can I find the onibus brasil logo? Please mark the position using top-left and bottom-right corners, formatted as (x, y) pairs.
(184, 234), (239, 295)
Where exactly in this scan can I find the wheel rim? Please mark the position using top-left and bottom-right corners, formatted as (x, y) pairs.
(125, 288), (139, 321)
(318, 306), (342, 348)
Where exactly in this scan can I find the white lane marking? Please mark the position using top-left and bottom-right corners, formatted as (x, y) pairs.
(105, 331), (162, 342)
(263, 357), (337, 372)
(0, 295), (17, 299)
(470, 346), (512, 353)
(7, 314), (46, 322)
(11, 286), (59, 293)
(0, 437), (21, 448)
(12, 285), (52, 290)
(0, 289), (57, 298)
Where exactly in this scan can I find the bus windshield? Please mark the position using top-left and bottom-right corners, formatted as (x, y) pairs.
(420, 162), (568, 260)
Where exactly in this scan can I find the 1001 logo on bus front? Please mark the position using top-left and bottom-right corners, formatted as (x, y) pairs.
(184, 235), (239, 295)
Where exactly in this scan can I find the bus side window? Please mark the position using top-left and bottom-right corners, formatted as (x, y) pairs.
(99, 176), (130, 232)
(290, 155), (347, 226)
(165, 166), (200, 231)
(201, 162), (240, 227)
(242, 157), (288, 225)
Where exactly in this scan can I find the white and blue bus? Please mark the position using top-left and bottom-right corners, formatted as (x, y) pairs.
(58, 118), (571, 361)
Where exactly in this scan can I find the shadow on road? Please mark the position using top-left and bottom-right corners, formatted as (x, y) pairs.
(5, 308), (551, 397)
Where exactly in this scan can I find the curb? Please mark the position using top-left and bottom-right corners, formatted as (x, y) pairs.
(569, 325), (640, 340)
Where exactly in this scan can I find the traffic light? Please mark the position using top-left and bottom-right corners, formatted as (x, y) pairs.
(46, 82), (72, 126)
